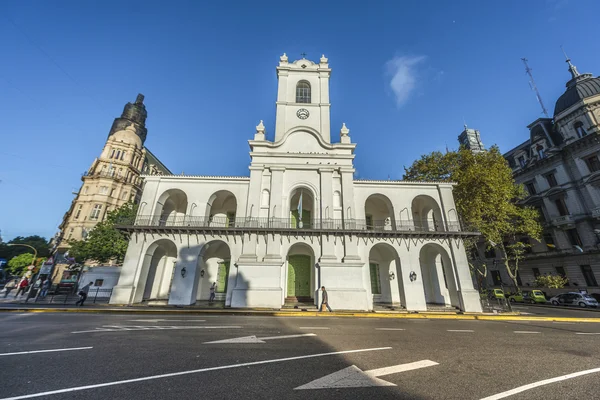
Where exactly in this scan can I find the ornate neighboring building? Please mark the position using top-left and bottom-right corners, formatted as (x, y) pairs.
(51, 95), (170, 281)
(109, 54), (482, 312)
(478, 56), (600, 295)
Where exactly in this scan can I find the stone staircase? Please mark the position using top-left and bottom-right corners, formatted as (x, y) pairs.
(283, 296), (316, 310)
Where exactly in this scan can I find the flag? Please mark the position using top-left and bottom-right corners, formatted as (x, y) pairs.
(297, 191), (303, 220)
(546, 244), (556, 248)
(574, 245), (583, 253)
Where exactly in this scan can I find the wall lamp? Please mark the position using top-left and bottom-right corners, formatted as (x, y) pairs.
(389, 271), (395, 281)
(200, 269), (205, 277)
(409, 271), (417, 282)
(181, 267), (187, 278)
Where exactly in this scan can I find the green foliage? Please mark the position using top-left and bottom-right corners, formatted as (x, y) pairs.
(7, 253), (34, 276)
(534, 274), (569, 289)
(68, 202), (138, 265)
(0, 236), (50, 260)
(403, 146), (543, 288)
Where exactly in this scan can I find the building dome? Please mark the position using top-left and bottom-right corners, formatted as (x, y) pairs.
(554, 75), (600, 116)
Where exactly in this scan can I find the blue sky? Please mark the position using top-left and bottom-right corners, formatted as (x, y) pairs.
(1, 0), (598, 241)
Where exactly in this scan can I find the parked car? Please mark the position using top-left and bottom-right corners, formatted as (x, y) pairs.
(508, 290), (546, 304)
(549, 293), (599, 308)
(480, 289), (505, 300)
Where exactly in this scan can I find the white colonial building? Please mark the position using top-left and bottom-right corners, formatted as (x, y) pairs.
(110, 54), (482, 312)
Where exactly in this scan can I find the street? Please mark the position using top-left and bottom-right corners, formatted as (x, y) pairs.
(1, 312), (600, 399)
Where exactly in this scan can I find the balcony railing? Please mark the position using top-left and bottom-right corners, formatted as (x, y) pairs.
(551, 215), (575, 227)
(115, 215), (475, 234)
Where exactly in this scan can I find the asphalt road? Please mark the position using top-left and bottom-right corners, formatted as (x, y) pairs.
(1, 312), (599, 400)
(510, 303), (600, 317)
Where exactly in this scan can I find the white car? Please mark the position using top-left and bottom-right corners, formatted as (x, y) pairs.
(549, 292), (599, 308)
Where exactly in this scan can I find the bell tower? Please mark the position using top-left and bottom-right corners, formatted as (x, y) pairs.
(274, 53), (332, 143)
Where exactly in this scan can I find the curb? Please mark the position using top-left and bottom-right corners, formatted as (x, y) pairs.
(1, 307), (600, 322)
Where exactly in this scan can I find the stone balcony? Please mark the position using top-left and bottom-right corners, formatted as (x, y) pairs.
(551, 214), (575, 228)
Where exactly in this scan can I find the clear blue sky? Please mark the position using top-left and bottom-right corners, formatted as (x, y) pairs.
(1, 0), (598, 241)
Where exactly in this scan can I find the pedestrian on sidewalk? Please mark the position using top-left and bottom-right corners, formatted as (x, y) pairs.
(209, 282), (216, 303)
(319, 286), (333, 312)
(14, 277), (29, 298)
(75, 282), (93, 306)
(40, 279), (51, 298)
(3, 279), (18, 298)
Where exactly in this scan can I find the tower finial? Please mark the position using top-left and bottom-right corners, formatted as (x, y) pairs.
(561, 45), (580, 79)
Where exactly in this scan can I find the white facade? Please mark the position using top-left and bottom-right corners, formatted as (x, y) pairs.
(110, 54), (482, 312)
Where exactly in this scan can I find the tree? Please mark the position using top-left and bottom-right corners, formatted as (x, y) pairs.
(6, 254), (45, 276)
(403, 146), (542, 289)
(534, 274), (569, 289)
(0, 236), (50, 261)
(68, 202), (138, 265)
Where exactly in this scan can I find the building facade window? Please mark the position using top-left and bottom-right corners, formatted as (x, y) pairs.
(525, 182), (536, 195)
(535, 206), (546, 222)
(537, 146), (545, 159)
(74, 204), (83, 220)
(90, 204), (102, 220)
(121, 151), (125, 161)
(121, 191), (128, 200)
(545, 173), (558, 188)
(491, 270), (502, 285)
(518, 156), (526, 168)
(94, 279), (104, 287)
(554, 198), (569, 216)
(110, 188), (115, 197)
(99, 186), (108, 195)
(484, 247), (496, 259)
(67, 228), (74, 240)
(555, 266), (569, 285)
(532, 268), (541, 278)
(586, 155), (600, 173)
(566, 228), (582, 247)
(110, 149), (115, 158)
(543, 233), (555, 250)
(83, 186), (88, 194)
(574, 121), (587, 138)
(295, 81), (311, 103)
(580, 265), (598, 287)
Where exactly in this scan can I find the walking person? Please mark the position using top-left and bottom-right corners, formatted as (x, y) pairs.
(3, 279), (18, 298)
(319, 286), (333, 312)
(40, 279), (51, 298)
(14, 277), (29, 298)
(208, 282), (216, 303)
(75, 282), (93, 306)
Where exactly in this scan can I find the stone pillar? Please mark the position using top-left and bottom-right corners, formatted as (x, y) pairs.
(110, 233), (145, 305)
(263, 167), (285, 262)
(319, 168), (336, 261)
(340, 168), (360, 262)
(449, 239), (483, 312)
(168, 246), (199, 306)
(398, 245), (428, 311)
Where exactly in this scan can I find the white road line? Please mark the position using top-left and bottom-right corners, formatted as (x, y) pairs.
(299, 327), (329, 330)
(366, 360), (439, 377)
(71, 326), (242, 334)
(447, 330), (474, 332)
(0, 347), (93, 357)
(513, 331), (540, 334)
(0, 347), (392, 400)
(575, 332), (600, 335)
(479, 367), (600, 400)
(128, 319), (206, 323)
(375, 328), (405, 331)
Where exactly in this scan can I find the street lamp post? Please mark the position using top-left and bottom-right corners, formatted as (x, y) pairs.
(7, 244), (38, 301)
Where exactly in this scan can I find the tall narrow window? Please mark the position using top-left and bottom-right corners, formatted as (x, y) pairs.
(366, 214), (373, 230)
(536, 145), (545, 159)
(99, 186), (108, 195)
(535, 206), (546, 223)
(116, 150), (121, 160)
(74, 204), (83, 220)
(532, 268), (541, 278)
(296, 81), (311, 103)
(121, 151), (126, 161)
(543, 233), (555, 250)
(110, 149), (115, 158)
(574, 121), (586, 138)
(68, 228), (74, 240)
(369, 263), (381, 295)
(545, 173), (558, 187)
(121, 191), (128, 200)
(566, 228), (582, 247)
(90, 204), (102, 220)
(554, 198), (569, 216)
(555, 266), (569, 286)
(580, 265), (598, 287)
(586, 155), (600, 173)
(525, 182), (536, 195)
(518, 156), (526, 168)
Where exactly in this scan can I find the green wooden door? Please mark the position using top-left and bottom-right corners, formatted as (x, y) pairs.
(216, 261), (230, 293)
(369, 263), (381, 295)
(287, 255), (311, 297)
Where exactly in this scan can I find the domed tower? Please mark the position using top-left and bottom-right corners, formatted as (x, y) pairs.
(55, 94), (170, 255)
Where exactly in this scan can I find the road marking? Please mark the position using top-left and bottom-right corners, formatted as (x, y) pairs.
(513, 331), (540, 334)
(295, 360), (439, 390)
(0, 347), (392, 399)
(299, 327), (329, 330)
(0, 347), (93, 357)
(71, 325), (241, 334)
(204, 333), (317, 344)
(575, 332), (600, 335)
(128, 319), (206, 323)
(375, 328), (405, 331)
(479, 366), (600, 400)
(447, 330), (474, 332)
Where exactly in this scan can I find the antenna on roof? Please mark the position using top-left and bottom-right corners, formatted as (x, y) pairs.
(521, 58), (549, 118)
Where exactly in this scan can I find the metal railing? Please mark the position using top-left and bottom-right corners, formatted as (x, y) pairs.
(116, 215), (473, 233)
(32, 288), (113, 305)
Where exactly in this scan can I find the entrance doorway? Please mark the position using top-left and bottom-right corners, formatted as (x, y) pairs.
(287, 255), (311, 301)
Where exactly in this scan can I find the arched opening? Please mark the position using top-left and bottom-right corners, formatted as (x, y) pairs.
(206, 190), (237, 227)
(369, 243), (405, 309)
(155, 189), (188, 226)
(296, 81), (311, 103)
(419, 244), (459, 308)
(195, 240), (231, 303)
(412, 195), (444, 231)
(364, 194), (395, 230)
(139, 239), (178, 303)
(285, 243), (315, 303)
(289, 187), (315, 229)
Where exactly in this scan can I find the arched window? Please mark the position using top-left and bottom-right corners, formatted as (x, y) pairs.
(574, 121), (586, 138)
(296, 81), (311, 103)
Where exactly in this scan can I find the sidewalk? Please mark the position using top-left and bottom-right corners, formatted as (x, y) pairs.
(1, 300), (600, 322)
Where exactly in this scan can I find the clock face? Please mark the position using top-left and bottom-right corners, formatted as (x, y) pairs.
(297, 108), (310, 120)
